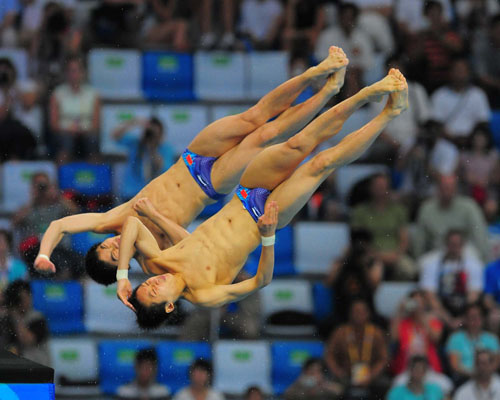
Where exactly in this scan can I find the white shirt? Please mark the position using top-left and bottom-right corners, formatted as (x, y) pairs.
(239, 0), (283, 41)
(117, 382), (170, 399)
(419, 248), (484, 293)
(431, 86), (491, 137)
(315, 26), (374, 70)
(173, 387), (225, 400)
(395, 0), (453, 33)
(53, 83), (98, 131)
(393, 370), (454, 395)
(454, 375), (500, 400)
(349, 0), (393, 8)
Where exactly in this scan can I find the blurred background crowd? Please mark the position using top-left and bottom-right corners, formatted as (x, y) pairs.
(2, 0), (500, 399)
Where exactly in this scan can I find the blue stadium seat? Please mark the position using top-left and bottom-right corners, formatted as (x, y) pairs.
(243, 225), (295, 276)
(58, 163), (112, 196)
(98, 340), (153, 395)
(142, 52), (195, 101)
(271, 341), (324, 394)
(157, 342), (212, 393)
(490, 111), (500, 150)
(31, 281), (85, 334)
(312, 282), (333, 322)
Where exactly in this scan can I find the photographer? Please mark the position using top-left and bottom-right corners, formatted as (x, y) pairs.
(391, 291), (443, 375)
(112, 117), (174, 200)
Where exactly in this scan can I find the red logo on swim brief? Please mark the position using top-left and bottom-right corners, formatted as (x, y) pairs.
(240, 189), (248, 199)
(186, 154), (193, 165)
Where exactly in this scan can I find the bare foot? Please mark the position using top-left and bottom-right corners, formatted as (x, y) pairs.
(324, 66), (347, 94)
(313, 46), (349, 77)
(363, 68), (406, 102)
(384, 69), (409, 117)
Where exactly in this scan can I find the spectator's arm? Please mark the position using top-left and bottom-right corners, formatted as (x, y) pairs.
(10, 313), (37, 347)
(424, 290), (454, 326)
(325, 329), (348, 379)
(264, 12), (284, 47)
(412, 209), (427, 258)
(467, 201), (489, 262)
(151, 0), (175, 21)
(111, 119), (146, 141)
(398, 226), (410, 255)
(91, 96), (101, 134)
(49, 94), (61, 133)
(367, 258), (384, 289)
(369, 331), (388, 381)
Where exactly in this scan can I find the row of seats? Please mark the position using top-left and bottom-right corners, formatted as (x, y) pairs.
(0, 48), (289, 102)
(51, 338), (324, 396)
(31, 279), (416, 336)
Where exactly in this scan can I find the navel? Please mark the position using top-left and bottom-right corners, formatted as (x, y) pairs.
(206, 266), (211, 271)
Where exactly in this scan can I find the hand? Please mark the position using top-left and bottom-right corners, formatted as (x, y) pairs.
(133, 197), (157, 219)
(257, 201), (279, 237)
(34, 255), (56, 274)
(117, 279), (136, 312)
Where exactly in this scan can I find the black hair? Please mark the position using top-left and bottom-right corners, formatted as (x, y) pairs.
(0, 229), (13, 250)
(465, 301), (485, 318)
(302, 357), (324, 372)
(339, 2), (360, 18)
(467, 123), (494, 152)
(189, 359), (213, 379)
(490, 13), (500, 27)
(424, 0), (443, 16)
(85, 243), (117, 286)
(128, 285), (171, 330)
(409, 355), (428, 368)
(5, 280), (31, 309)
(245, 386), (263, 399)
(135, 348), (158, 365)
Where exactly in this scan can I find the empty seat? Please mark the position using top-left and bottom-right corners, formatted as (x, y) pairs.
(59, 163), (112, 196)
(50, 338), (100, 396)
(157, 341), (212, 394)
(248, 52), (289, 100)
(84, 280), (142, 334)
(335, 164), (389, 202)
(98, 340), (153, 395)
(195, 52), (245, 100)
(261, 279), (315, 336)
(89, 49), (142, 100)
(374, 282), (417, 319)
(294, 222), (349, 275)
(0, 161), (57, 212)
(0, 48), (29, 80)
(142, 51), (195, 101)
(490, 110), (500, 150)
(31, 280), (85, 334)
(244, 225), (295, 276)
(214, 340), (272, 395)
(312, 282), (333, 322)
(100, 104), (152, 155)
(271, 341), (324, 394)
(155, 105), (209, 154)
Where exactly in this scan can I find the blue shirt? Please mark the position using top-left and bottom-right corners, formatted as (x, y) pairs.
(117, 134), (175, 199)
(446, 330), (500, 372)
(387, 383), (443, 400)
(0, 257), (27, 291)
(485, 259), (500, 303)
(0, 0), (20, 22)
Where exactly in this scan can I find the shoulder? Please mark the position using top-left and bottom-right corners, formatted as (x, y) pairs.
(424, 382), (443, 397)
(454, 381), (474, 399)
(117, 383), (137, 396)
(455, 195), (481, 210)
(208, 388), (225, 400)
(480, 332), (500, 346)
(53, 84), (69, 98)
(420, 250), (441, 269)
(387, 385), (406, 400)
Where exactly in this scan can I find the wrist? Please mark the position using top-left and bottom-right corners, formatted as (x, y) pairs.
(261, 235), (276, 247)
(37, 254), (50, 261)
(116, 269), (128, 281)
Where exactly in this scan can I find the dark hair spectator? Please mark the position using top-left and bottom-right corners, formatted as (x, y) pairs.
(173, 359), (225, 400)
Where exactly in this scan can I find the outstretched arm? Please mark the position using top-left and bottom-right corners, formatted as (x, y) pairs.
(35, 213), (110, 273)
(193, 202), (278, 307)
(133, 198), (189, 245)
(116, 216), (162, 311)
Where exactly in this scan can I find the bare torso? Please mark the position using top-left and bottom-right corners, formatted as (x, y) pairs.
(100, 159), (212, 249)
(145, 197), (260, 294)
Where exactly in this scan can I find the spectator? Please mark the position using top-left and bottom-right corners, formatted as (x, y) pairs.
(459, 124), (499, 207)
(244, 386), (265, 400)
(238, 0), (284, 50)
(173, 359), (225, 400)
(420, 230), (484, 327)
(0, 90), (37, 162)
(112, 117), (175, 200)
(325, 229), (383, 328)
(456, 0), (499, 45)
(416, 1), (463, 93)
(14, 80), (43, 150)
(315, 3), (374, 93)
(325, 299), (389, 399)
(446, 303), (500, 383)
(142, 0), (191, 51)
(391, 291), (443, 375)
(117, 348), (170, 399)
(284, 357), (343, 400)
(199, 0), (235, 50)
(351, 173), (416, 280)
(453, 349), (500, 400)
(474, 14), (500, 108)
(0, 230), (28, 294)
(392, 363), (453, 398)
(368, 54), (431, 165)
(2, 280), (50, 366)
(395, 0), (453, 37)
(431, 58), (491, 150)
(0, 0), (20, 47)
(414, 174), (489, 262)
(387, 356), (445, 400)
(49, 55), (101, 163)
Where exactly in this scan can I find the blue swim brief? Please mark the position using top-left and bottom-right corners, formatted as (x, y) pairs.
(236, 184), (271, 222)
(182, 149), (225, 201)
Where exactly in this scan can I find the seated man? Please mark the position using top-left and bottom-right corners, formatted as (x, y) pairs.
(34, 47), (348, 285)
(114, 69), (408, 327)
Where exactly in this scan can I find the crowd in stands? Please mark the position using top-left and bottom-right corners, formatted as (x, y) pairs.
(2, 0), (500, 399)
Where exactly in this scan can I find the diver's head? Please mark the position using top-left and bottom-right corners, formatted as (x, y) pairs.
(85, 236), (121, 285)
(129, 274), (184, 329)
